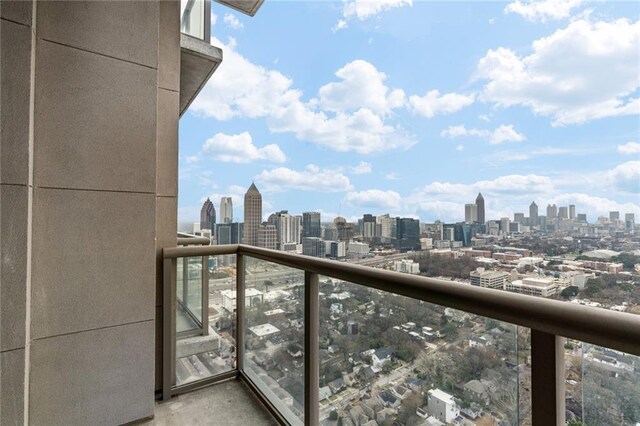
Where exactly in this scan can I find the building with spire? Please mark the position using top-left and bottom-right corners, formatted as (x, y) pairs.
(243, 183), (262, 246)
(475, 193), (485, 224)
(200, 198), (216, 230)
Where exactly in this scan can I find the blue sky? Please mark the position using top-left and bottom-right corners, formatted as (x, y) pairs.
(178, 0), (640, 226)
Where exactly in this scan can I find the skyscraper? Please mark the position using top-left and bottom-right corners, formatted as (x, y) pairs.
(220, 197), (233, 224)
(465, 204), (478, 223)
(610, 211), (620, 221)
(625, 213), (635, 230)
(243, 183), (262, 246)
(529, 201), (538, 226)
(547, 204), (557, 220)
(475, 193), (485, 224)
(569, 204), (576, 220)
(558, 206), (568, 220)
(200, 198), (216, 230)
(302, 212), (322, 238)
(362, 214), (377, 241)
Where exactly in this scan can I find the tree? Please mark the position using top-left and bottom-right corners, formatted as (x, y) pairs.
(381, 361), (393, 375)
(561, 286), (579, 299)
(584, 279), (602, 297)
(328, 410), (338, 421)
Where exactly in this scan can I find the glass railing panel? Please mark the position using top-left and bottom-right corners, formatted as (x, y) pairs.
(317, 277), (520, 425)
(180, 0), (207, 41)
(175, 254), (237, 387)
(580, 343), (639, 425)
(176, 256), (202, 335)
(243, 256), (305, 425)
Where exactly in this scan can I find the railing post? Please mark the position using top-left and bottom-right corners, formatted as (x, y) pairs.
(202, 255), (209, 336)
(304, 271), (319, 426)
(531, 329), (565, 425)
(162, 257), (177, 401)
(236, 253), (245, 372)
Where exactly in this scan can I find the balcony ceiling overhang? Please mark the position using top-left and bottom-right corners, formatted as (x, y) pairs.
(214, 0), (265, 17)
(180, 34), (223, 117)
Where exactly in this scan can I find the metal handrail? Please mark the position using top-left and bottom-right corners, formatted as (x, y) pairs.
(164, 243), (640, 356)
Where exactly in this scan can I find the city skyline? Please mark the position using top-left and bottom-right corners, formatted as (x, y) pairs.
(179, 1), (639, 225)
(192, 185), (634, 232)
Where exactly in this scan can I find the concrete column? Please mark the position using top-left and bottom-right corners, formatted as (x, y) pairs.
(155, 0), (181, 393)
(1, 1), (179, 424)
(1, 2), (33, 424)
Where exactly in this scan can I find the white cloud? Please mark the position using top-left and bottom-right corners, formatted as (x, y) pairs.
(268, 102), (415, 154)
(455, 144), (464, 151)
(476, 19), (640, 126)
(489, 146), (595, 163)
(223, 13), (244, 30)
(344, 189), (402, 210)
(408, 90), (475, 118)
(505, 0), (584, 23)
(550, 193), (640, 218)
(618, 142), (640, 155)
(606, 161), (640, 193)
(318, 60), (405, 115)
(342, 0), (412, 21)
(201, 132), (286, 163)
(211, 11), (218, 27)
(191, 39), (415, 154)
(478, 114), (491, 122)
(407, 174), (555, 221)
(332, 19), (348, 33)
(385, 172), (399, 180)
(256, 164), (353, 192)
(441, 124), (525, 144)
(351, 161), (373, 174)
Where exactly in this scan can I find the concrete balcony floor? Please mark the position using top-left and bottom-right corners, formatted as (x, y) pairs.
(142, 379), (279, 426)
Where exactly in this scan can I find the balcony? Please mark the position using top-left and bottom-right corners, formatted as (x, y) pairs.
(161, 242), (640, 425)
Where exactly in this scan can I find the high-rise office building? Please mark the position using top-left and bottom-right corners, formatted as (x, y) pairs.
(378, 214), (397, 243)
(625, 213), (635, 230)
(569, 205), (576, 220)
(216, 222), (243, 245)
(465, 204), (478, 223)
(258, 224), (277, 250)
(500, 217), (511, 236)
(302, 212), (321, 238)
(302, 237), (326, 257)
(397, 218), (420, 251)
(547, 204), (558, 220)
(558, 206), (568, 220)
(514, 212), (525, 224)
(529, 202), (538, 226)
(220, 197), (233, 224)
(200, 197), (216, 230)
(475, 193), (485, 224)
(243, 183), (262, 246)
(362, 214), (377, 241)
(274, 211), (301, 249)
(610, 211), (620, 221)
(577, 213), (587, 222)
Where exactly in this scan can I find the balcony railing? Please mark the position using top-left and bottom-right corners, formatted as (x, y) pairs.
(162, 244), (640, 425)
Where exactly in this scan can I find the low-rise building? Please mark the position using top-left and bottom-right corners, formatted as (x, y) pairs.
(469, 267), (509, 289)
(505, 276), (558, 297)
(394, 259), (420, 274)
(221, 288), (264, 312)
(427, 389), (460, 424)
